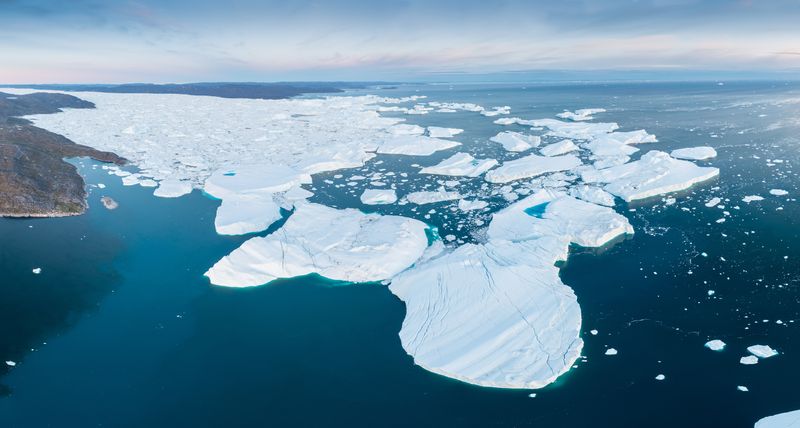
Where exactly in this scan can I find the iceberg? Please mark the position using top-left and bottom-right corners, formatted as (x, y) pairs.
(458, 199), (488, 211)
(556, 108), (606, 121)
(419, 153), (498, 177)
(581, 151), (719, 201)
(214, 193), (283, 235)
(540, 139), (578, 157)
(704, 339), (726, 351)
(743, 195), (764, 203)
(755, 409), (800, 428)
(405, 189), (461, 205)
(671, 146), (717, 160)
(360, 189), (398, 205)
(490, 131), (541, 152)
(153, 179), (194, 198)
(747, 345), (778, 359)
(528, 119), (619, 140)
(568, 185), (616, 207)
(427, 126), (463, 138)
(740, 355), (759, 365)
(376, 135), (461, 156)
(485, 154), (582, 184)
(206, 203), (429, 287)
(770, 189), (788, 196)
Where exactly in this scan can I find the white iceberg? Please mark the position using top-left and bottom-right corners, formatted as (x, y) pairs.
(377, 135), (461, 156)
(485, 154), (582, 184)
(153, 179), (194, 198)
(528, 119), (619, 140)
(206, 203), (429, 287)
(427, 126), (464, 138)
(581, 151), (719, 201)
(214, 194), (283, 236)
(755, 409), (800, 428)
(490, 131), (540, 152)
(540, 139), (578, 157)
(705, 197), (722, 208)
(419, 153), (498, 177)
(740, 355), (759, 365)
(704, 339), (726, 351)
(770, 189), (789, 196)
(360, 189), (398, 205)
(557, 108), (606, 121)
(743, 195), (765, 203)
(747, 345), (778, 359)
(405, 189), (461, 205)
(458, 199), (488, 211)
(568, 185), (616, 207)
(671, 146), (717, 160)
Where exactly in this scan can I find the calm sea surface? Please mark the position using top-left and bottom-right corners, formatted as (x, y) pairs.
(1, 81), (799, 427)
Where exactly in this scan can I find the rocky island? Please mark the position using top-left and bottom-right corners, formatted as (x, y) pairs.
(0, 92), (124, 217)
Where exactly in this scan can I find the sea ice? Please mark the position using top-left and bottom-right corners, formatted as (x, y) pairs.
(705, 197), (722, 208)
(540, 139), (578, 157)
(605, 348), (618, 356)
(568, 185), (616, 207)
(769, 189), (788, 196)
(528, 119), (620, 140)
(740, 356), (759, 365)
(490, 131), (541, 152)
(153, 179), (194, 198)
(581, 151), (719, 201)
(747, 345), (778, 359)
(704, 340), (726, 351)
(742, 195), (764, 203)
(360, 189), (398, 205)
(557, 108), (606, 121)
(405, 189), (461, 205)
(206, 203), (429, 287)
(427, 126), (463, 138)
(377, 135), (461, 156)
(32, 268), (41, 274)
(485, 154), (582, 184)
(458, 199), (488, 211)
(755, 409), (800, 428)
(419, 153), (498, 177)
(671, 146), (717, 160)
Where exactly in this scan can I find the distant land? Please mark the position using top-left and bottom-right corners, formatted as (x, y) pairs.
(0, 82), (396, 100)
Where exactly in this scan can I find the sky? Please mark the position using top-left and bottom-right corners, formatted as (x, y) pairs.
(1, 0), (799, 83)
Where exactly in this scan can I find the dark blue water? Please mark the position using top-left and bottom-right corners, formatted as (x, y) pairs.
(1, 81), (799, 427)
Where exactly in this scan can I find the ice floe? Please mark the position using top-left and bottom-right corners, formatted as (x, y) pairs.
(740, 355), (759, 365)
(377, 135), (461, 156)
(360, 189), (398, 205)
(485, 154), (582, 184)
(769, 189), (789, 196)
(747, 345), (778, 359)
(419, 152), (498, 177)
(490, 131), (540, 152)
(704, 340), (726, 351)
(568, 185), (616, 207)
(557, 108), (606, 121)
(153, 179), (194, 198)
(670, 146), (717, 160)
(206, 203), (429, 287)
(581, 151), (719, 201)
(427, 126), (463, 138)
(743, 195), (765, 203)
(405, 189), (461, 205)
(755, 409), (800, 428)
(540, 139), (578, 157)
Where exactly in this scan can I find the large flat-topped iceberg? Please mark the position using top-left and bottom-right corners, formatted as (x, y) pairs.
(528, 119), (619, 140)
(755, 409), (800, 428)
(376, 135), (461, 156)
(419, 153), (498, 177)
(581, 151), (720, 201)
(540, 139), (578, 157)
(490, 131), (541, 152)
(206, 203), (429, 287)
(488, 190), (633, 247)
(485, 154), (582, 184)
(389, 238), (581, 389)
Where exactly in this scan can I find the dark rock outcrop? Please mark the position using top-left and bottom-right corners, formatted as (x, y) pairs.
(0, 92), (125, 217)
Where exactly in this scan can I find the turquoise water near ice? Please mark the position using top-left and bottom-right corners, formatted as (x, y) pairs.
(1, 81), (800, 427)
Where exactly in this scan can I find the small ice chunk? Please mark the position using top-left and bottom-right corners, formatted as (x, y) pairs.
(5, 361), (16, 367)
(737, 386), (749, 392)
(490, 131), (541, 152)
(705, 197), (722, 208)
(747, 345), (778, 359)
(377, 135), (461, 156)
(740, 355), (759, 365)
(769, 189), (788, 196)
(427, 126), (463, 138)
(590, 329), (599, 335)
(360, 189), (398, 205)
(458, 199), (488, 212)
(32, 268), (41, 275)
(655, 374), (666, 381)
(406, 189), (461, 205)
(670, 146), (718, 160)
(704, 340), (726, 351)
(742, 195), (764, 203)
(605, 348), (618, 356)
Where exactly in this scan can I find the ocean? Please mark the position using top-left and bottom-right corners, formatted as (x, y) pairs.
(1, 81), (799, 427)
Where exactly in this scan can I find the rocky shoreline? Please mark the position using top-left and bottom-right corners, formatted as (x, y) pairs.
(0, 92), (125, 217)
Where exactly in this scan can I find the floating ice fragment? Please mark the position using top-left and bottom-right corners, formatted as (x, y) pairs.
(740, 355), (759, 365)
(737, 386), (749, 392)
(377, 135), (461, 156)
(557, 108), (606, 121)
(420, 153), (498, 177)
(671, 146), (717, 160)
(769, 189), (788, 196)
(605, 348), (618, 356)
(360, 189), (398, 205)
(540, 139), (578, 157)
(569, 185), (616, 207)
(742, 195), (764, 203)
(747, 345), (778, 359)
(32, 268), (41, 275)
(490, 131), (540, 152)
(655, 374), (666, 381)
(705, 340), (726, 351)
(405, 189), (461, 205)
(153, 179), (193, 198)
(485, 154), (582, 184)
(206, 203), (429, 287)
(458, 199), (488, 212)
(705, 197), (722, 208)
(5, 361), (16, 367)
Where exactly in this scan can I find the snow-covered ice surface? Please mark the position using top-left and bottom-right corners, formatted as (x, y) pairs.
(747, 345), (779, 359)
(755, 409), (800, 428)
(5, 87), (726, 393)
(705, 340), (726, 351)
(671, 146), (718, 160)
(205, 203), (429, 287)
